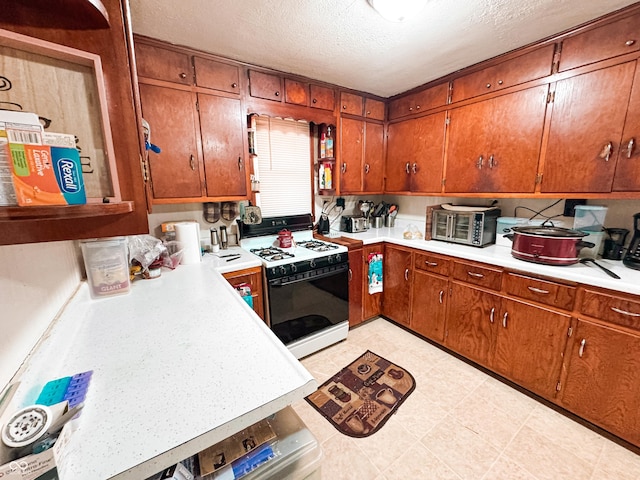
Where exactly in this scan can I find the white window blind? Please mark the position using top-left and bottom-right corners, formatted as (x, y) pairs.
(254, 116), (312, 217)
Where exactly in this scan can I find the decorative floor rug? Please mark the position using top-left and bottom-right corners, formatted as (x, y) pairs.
(305, 350), (416, 438)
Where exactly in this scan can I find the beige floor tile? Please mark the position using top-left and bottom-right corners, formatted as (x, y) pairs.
(415, 366), (478, 411)
(291, 400), (338, 445)
(354, 419), (418, 472)
(392, 388), (449, 439)
(319, 433), (380, 480)
(591, 440), (640, 480)
(421, 415), (502, 480)
(470, 376), (539, 421)
(504, 425), (594, 480)
(300, 355), (342, 384)
(481, 454), (539, 480)
(380, 442), (462, 480)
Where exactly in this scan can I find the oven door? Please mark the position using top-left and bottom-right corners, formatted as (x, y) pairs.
(267, 263), (349, 346)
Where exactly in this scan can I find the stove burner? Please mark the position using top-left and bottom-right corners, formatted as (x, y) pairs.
(250, 247), (295, 262)
(297, 240), (339, 252)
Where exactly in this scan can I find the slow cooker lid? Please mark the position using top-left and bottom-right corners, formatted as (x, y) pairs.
(511, 226), (588, 238)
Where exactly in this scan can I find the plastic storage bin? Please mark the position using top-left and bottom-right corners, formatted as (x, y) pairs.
(80, 237), (130, 298)
(573, 205), (608, 232)
(495, 217), (528, 247)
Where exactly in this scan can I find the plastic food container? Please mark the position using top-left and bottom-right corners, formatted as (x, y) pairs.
(495, 217), (528, 247)
(80, 237), (130, 298)
(573, 205), (608, 232)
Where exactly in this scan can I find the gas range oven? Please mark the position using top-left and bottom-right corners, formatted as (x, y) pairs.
(238, 214), (349, 359)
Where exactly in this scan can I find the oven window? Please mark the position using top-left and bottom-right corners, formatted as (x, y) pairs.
(269, 269), (349, 345)
(433, 213), (449, 238)
(452, 215), (471, 241)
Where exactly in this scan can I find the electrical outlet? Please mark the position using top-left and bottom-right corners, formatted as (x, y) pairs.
(563, 199), (586, 217)
(336, 197), (345, 208)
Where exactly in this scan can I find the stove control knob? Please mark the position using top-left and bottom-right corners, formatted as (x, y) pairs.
(328, 255), (334, 264)
(335, 253), (342, 263)
(290, 263), (298, 273)
(279, 265), (287, 276)
(310, 259), (317, 268)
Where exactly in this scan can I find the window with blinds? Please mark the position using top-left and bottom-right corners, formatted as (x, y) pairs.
(253, 116), (312, 217)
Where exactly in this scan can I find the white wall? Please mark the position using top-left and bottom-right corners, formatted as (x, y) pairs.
(0, 241), (82, 391)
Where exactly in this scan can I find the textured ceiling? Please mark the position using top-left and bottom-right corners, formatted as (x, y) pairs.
(130, 0), (638, 98)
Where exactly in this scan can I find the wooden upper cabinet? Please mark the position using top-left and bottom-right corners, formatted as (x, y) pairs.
(388, 83), (449, 120)
(193, 56), (240, 94)
(340, 92), (364, 116)
(284, 78), (309, 106)
(248, 70), (282, 101)
(340, 117), (364, 194)
(386, 112), (446, 193)
(559, 12), (640, 72)
(613, 62), (640, 191)
(363, 122), (385, 193)
(135, 42), (192, 85)
(445, 85), (548, 193)
(541, 61), (636, 193)
(309, 84), (335, 110)
(364, 98), (385, 120)
(451, 45), (555, 103)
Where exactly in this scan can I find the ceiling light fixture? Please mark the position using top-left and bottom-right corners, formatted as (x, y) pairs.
(367, 0), (429, 22)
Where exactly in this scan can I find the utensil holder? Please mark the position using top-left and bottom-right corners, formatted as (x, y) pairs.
(385, 215), (395, 228)
(373, 216), (384, 228)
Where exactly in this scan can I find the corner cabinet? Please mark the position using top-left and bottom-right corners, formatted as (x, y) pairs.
(0, 0), (149, 245)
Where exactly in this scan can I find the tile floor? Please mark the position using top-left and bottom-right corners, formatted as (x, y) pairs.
(292, 318), (640, 480)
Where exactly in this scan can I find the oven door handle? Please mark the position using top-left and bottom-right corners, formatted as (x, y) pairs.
(269, 264), (349, 286)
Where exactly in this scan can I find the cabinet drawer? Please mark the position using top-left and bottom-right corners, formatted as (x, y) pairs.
(388, 83), (448, 120)
(135, 42), (192, 85)
(193, 56), (240, 94)
(340, 92), (364, 116)
(249, 70), (283, 101)
(364, 98), (385, 120)
(505, 272), (576, 310)
(451, 45), (554, 103)
(452, 261), (502, 290)
(580, 288), (640, 330)
(414, 252), (450, 276)
(559, 12), (640, 72)
(284, 79), (309, 106)
(310, 84), (335, 110)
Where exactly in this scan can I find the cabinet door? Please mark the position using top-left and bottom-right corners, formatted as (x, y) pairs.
(559, 12), (640, 72)
(193, 56), (240, 94)
(386, 112), (446, 193)
(284, 79), (309, 106)
(139, 84), (203, 198)
(446, 86), (547, 193)
(340, 117), (364, 194)
(135, 42), (192, 85)
(382, 246), (412, 326)
(411, 271), (448, 343)
(493, 298), (570, 400)
(446, 282), (500, 368)
(223, 267), (265, 321)
(388, 83), (449, 120)
(364, 98), (385, 121)
(363, 122), (384, 193)
(613, 62), (640, 191)
(348, 249), (364, 327)
(248, 70), (282, 101)
(340, 92), (363, 116)
(198, 94), (247, 197)
(363, 244), (384, 320)
(542, 62), (635, 193)
(560, 319), (640, 446)
(310, 84), (335, 111)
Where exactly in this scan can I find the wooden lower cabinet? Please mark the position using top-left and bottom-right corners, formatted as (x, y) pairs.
(362, 244), (384, 321)
(411, 270), (448, 342)
(348, 248), (364, 327)
(560, 319), (640, 446)
(222, 266), (265, 321)
(382, 245), (413, 326)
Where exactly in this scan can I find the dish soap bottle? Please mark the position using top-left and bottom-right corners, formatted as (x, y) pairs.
(326, 127), (334, 158)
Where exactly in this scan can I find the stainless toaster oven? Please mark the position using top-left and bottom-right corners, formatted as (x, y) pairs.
(340, 215), (368, 233)
(431, 208), (501, 247)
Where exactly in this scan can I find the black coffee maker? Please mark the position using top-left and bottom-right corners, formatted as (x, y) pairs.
(602, 228), (629, 260)
(316, 213), (330, 234)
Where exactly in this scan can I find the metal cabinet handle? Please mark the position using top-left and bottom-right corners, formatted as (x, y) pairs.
(498, 80), (504, 85)
(179, 72), (187, 79)
(486, 83), (491, 88)
(626, 40), (636, 46)
(343, 105), (348, 110)
(190, 154), (195, 170)
(348, 268), (353, 281)
(467, 271), (484, 278)
(409, 106), (413, 112)
(527, 286), (550, 294)
(412, 163), (417, 174)
(502, 312), (508, 328)
(364, 163), (370, 174)
(416, 105), (421, 110)
(366, 110), (371, 116)
(579, 338), (586, 357)
(490, 307), (495, 323)
(611, 306), (640, 317)
(405, 268), (409, 281)
(312, 98), (318, 104)
(599, 142), (613, 161)
(274, 91), (280, 97)
(342, 163), (347, 173)
(488, 155), (496, 168)
(405, 162), (411, 174)
(425, 261), (438, 267)
(231, 82), (238, 89)
(627, 138), (636, 158)
(476, 155), (483, 169)
(439, 290), (444, 304)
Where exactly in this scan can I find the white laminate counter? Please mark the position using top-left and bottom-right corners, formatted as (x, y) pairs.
(325, 220), (640, 296)
(2, 252), (316, 480)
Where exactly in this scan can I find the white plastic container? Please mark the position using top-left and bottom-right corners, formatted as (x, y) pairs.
(495, 217), (528, 247)
(579, 230), (605, 259)
(80, 237), (130, 299)
(573, 205), (608, 232)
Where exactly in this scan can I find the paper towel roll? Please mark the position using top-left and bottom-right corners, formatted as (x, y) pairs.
(175, 222), (201, 264)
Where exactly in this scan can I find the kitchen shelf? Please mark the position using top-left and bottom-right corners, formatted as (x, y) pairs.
(0, 201), (134, 221)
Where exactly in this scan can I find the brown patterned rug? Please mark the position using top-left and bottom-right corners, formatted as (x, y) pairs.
(305, 350), (416, 438)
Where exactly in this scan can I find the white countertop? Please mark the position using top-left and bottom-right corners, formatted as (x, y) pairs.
(3, 254), (316, 480)
(325, 220), (640, 296)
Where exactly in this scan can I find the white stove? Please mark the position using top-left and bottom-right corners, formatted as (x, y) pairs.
(238, 215), (349, 359)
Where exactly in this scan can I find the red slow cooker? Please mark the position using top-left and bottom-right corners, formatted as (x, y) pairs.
(506, 226), (595, 266)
